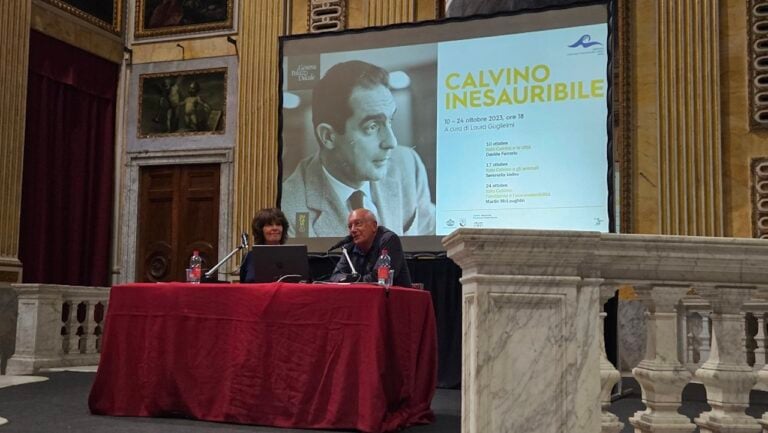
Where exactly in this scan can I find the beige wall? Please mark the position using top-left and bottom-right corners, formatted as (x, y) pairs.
(631, 0), (766, 237)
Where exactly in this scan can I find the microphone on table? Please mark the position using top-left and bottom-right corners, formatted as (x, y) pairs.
(204, 231), (250, 280)
(327, 235), (353, 252)
(340, 245), (360, 283)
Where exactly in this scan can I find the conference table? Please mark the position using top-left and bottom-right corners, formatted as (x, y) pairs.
(88, 282), (437, 433)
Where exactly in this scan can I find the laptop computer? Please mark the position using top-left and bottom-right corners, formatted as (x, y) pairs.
(248, 244), (310, 283)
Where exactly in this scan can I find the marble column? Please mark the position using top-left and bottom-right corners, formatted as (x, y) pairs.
(629, 284), (695, 433)
(6, 285), (63, 375)
(694, 286), (760, 433)
(445, 230), (603, 433)
(459, 273), (601, 433)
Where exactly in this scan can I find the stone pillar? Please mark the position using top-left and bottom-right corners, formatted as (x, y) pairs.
(6, 285), (63, 375)
(655, 0), (724, 236)
(445, 230), (602, 433)
(233, 0), (286, 249)
(0, 0), (31, 286)
(629, 285), (695, 433)
(695, 286), (760, 433)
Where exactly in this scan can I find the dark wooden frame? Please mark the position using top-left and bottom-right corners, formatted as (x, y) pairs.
(134, 0), (236, 40)
(40, 0), (122, 34)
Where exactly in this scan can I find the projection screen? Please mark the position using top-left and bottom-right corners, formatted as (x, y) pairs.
(279, 2), (613, 252)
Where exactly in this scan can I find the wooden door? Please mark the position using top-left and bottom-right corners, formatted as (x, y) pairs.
(137, 164), (220, 282)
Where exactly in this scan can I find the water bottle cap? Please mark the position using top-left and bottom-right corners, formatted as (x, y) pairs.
(382, 248), (388, 254)
(193, 250), (199, 255)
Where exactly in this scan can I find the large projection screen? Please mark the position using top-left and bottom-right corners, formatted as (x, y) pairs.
(279, 3), (612, 252)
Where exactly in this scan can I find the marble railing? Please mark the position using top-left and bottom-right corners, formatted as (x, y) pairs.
(679, 297), (768, 376)
(6, 284), (109, 374)
(444, 229), (768, 433)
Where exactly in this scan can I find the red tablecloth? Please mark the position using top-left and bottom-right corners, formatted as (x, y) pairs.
(88, 282), (437, 433)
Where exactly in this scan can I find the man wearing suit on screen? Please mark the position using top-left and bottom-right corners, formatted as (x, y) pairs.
(281, 60), (435, 238)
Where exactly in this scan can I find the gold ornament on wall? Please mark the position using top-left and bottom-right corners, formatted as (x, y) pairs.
(752, 157), (768, 238)
(307, 0), (346, 33)
(748, 1), (768, 129)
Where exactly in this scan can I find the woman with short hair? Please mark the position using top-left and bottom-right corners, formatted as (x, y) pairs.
(240, 208), (289, 283)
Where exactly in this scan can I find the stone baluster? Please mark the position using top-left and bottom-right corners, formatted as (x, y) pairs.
(678, 305), (688, 364)
(93, 301), (106, 352)
(80, 300), (96, 354)
(629, 284), (695, 433)
(88, 300), (102, 354)
(686, 329), (695, 367)
(75, 301), (87, 353)
(752, 287), (768, 432)
(694, 286), (760, 433)
(744, 312), (759, 368)
(599, 285), (623, 433)
(700, 312), (712, 364)
(686, 312), (702, 370)
(756, 313), (767, 371)
(682, 294), (711, 371)
(745, 293), (768, 371)
(61, 300), (75, 354)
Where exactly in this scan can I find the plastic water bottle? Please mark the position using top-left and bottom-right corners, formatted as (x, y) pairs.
(375, 248), (391, 287)
(189, 250), (202, 284)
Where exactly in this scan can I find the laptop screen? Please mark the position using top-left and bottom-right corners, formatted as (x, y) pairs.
(248, 244), (310, 283)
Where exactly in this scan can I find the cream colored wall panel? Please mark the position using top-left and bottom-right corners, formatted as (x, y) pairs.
(131, 37), (237, 64)
(31, 1), (122, 63)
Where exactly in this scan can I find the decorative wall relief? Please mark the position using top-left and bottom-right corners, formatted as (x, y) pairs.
(749, 1), (768, 129)
(308, 0), (346, 33)
(753, 157), (768, 238)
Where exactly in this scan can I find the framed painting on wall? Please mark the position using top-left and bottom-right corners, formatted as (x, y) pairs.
(134, 0), (237, 41)
(40, 0), (122, 34)
(127, 56), (238, 153)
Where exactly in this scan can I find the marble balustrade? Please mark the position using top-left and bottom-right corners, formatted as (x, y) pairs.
(443, 229), (768, 433)
(6, 284), (109, 374)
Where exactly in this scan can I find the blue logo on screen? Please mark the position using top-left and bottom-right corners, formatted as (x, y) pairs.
(568, 34), (603, 48)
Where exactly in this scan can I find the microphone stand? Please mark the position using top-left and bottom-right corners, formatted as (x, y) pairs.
(341, 246), (360, 282)
(204, 237), (248, 280)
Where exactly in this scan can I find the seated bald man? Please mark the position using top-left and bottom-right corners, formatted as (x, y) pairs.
(330, 208), (412, 287)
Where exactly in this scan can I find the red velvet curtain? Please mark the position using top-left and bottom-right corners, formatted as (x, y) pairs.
(19, 31), (119, 286)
